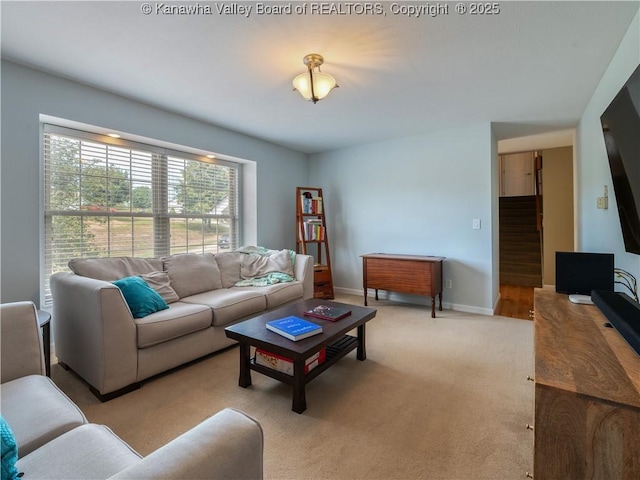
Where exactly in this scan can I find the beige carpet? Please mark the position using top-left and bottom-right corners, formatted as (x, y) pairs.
(53, 294), (534, 480)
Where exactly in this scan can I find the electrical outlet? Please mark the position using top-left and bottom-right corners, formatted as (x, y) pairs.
(445, 279), (452, 289)
(472, 219), (481, 229)
(597, 196), (608, 209)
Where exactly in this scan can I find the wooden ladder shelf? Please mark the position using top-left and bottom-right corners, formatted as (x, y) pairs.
(295, 187), (334, 299)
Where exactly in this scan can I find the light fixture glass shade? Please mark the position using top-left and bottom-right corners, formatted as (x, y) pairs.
(311, 72), (338, 100)
(293, 70), (338, 102)
(292, 73), (313, 101)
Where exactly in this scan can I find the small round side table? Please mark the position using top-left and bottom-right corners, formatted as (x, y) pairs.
(37, 310), (51, 377)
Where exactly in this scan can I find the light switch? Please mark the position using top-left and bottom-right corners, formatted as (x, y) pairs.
(472, 219), (481, 229)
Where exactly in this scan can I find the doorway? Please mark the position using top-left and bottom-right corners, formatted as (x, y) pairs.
(496, 146), (575, 318)
(499, 151), (543, 287)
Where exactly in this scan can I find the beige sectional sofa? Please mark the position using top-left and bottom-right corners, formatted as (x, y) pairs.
(50, 250), (314, 400)
(0, 301), (264, 479)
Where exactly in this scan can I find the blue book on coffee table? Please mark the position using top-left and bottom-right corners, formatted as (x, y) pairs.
(266, 316), (323, 341)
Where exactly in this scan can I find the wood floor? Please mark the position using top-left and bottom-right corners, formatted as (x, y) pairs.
(495, 284), (534, 320)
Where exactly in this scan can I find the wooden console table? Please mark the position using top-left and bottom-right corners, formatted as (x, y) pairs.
(361, 253), (445, 318)
(533, 288), (640, 479)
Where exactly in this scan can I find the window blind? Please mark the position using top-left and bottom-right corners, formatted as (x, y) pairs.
(43, 125), (239, 306)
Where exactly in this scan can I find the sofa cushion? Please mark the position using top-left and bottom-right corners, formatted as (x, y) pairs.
(181, 289), (267, 327)
(0, 375), (87, 457)
(68, 257), (162, 281)
(163, 253), (222, 298)
(134, 302), (213, 348)
(113, 276), (169, 318)
(140, 271), (180, 303)
(237, 282), (304, 309)
(1, 416), (19, 480)
(16, 424), (141, 480)
(215, 252), (243, 288)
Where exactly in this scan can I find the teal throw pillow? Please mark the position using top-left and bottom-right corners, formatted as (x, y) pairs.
(113, 276), (169, 318)
(1, 415), (20, 480)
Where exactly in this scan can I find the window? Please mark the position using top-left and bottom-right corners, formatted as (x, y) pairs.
(43, 125), (239, 305)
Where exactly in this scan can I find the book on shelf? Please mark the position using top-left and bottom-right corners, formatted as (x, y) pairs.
(303, 305), (352, 322)
(312, 196), (323, 214)
(265, 316), (323, 341)
(300, 193), (323, 214)
(301, 219), (324, 241)
(254, 347), (326, 376)
(300, 194), (312, 214)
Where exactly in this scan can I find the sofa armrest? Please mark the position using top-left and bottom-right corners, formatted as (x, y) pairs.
(50, 272), (138, 396)
(110, 408), (264, 480)
(295, 254), (314, 300)
(0, 301), (45, 383)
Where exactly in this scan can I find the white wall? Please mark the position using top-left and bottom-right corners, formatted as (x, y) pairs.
(309, 123), (497, 314)
(576, 10), (640, 280)
(0, 61), (309, 305)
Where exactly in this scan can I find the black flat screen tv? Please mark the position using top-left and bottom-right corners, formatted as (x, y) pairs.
(600, 64), (640, 255)
(555, 251), (614, 295)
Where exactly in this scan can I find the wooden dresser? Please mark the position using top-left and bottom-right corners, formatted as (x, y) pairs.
(533, 288), (640, 479)
(361, 253), (445, 317)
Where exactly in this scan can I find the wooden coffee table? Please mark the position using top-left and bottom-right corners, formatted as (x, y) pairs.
(225, 299), (377, 413)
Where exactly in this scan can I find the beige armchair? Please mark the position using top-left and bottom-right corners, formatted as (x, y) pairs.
(0, 301), (45, 381)
(1, 301), (265, 479)
(0, 301), (87, 456)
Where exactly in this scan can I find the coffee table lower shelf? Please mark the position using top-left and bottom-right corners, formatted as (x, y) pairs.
(250, 335), (358, 386)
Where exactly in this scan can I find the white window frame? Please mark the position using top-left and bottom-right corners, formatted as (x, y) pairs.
(42, 124), (241, 306)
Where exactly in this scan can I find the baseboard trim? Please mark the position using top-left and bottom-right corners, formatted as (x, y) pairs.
(493, 292), (502, 315)
(442, 302), (494, 316)
(333, 287), (494, 316)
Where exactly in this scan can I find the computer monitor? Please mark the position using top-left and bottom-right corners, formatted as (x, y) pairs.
(555, 252), (614, 296)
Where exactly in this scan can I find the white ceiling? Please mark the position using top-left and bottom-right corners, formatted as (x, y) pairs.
(1, 1), (638, 154)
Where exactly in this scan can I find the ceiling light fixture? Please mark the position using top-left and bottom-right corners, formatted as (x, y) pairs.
(292, 53), (338, 104)
(107, 133), (121, 138)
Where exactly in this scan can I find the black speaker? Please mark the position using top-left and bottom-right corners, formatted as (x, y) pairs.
(592, 290), (640, 357)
